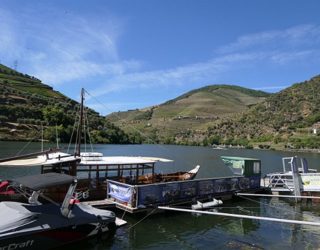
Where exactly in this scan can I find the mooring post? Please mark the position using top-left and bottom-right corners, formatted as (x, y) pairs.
(291, 157), (302, 202)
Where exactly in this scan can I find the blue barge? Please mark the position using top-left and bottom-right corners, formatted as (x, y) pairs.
(106, 156), (262, 213)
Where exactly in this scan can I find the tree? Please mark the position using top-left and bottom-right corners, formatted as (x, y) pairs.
(42, 106), (72, 126)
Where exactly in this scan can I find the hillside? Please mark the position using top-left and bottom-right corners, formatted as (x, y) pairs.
(207, 76), (320, 149)
(107, 85), (270, 144)
(0, 64), (132, 144)
(2, 62), (318, 150)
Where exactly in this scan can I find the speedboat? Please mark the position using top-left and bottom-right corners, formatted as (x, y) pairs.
(0, 173), (116, 249)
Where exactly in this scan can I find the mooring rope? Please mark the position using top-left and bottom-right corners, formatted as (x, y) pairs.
(121, 210), (127, 220)
(237, 194), (304, 217)
(127, 208), (157, 230)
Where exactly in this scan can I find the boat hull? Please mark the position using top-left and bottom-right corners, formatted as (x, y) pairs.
(0, 222), (116, 250)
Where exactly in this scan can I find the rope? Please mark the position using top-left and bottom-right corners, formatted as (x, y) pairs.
(15, 128), (42, 156)
(84, 108), (94, 152)
(121, 210), (126, 220)
(84, 89), (155, 144)
(127, 208), (157, 230)
(67, 104), (81, 155)
(237, 194), (303, 217)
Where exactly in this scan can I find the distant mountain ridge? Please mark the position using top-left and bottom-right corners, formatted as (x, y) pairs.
(217, 75), (320, 149)
(107, 76), (320, 150)
(165, 84), (269, 105)
(107, 84), (270, 144)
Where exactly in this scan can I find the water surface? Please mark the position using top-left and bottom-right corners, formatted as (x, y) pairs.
(1, 142), (320, 249)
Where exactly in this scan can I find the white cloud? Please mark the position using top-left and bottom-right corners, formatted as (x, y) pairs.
(254, 85), (290, 91)
(0, 6), (137, 85)
(269, 50), (316, 65)
(217, 24), (320, 54)
(91, 52), (266, 97)
(89, 24), (320, 99)
(1, 3), (320, 106)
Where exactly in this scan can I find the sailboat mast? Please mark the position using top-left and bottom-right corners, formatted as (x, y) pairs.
(76, 88), (85, 156)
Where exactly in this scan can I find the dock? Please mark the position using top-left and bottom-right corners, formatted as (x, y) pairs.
(81, 199), (116, 209)
(261, 156), (320, 196)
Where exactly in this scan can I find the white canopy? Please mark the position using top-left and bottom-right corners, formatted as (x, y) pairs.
(0, 152), (79, 167)
(79, 156), (173, 166)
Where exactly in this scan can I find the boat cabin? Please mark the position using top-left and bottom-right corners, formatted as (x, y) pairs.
(41, 154), (174, 184)
(220, 156), (261, 177)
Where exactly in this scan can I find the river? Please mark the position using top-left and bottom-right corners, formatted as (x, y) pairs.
(1, 141), (320, 249)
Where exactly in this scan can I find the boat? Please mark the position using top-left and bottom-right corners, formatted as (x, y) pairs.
(0, 172), (117, 249)
(262, 156), (320, 197)
(0, 153), (200, 202)
(0, 148), (81, 177)
(0, 88), (200, 201)
(136, 164), (200, 184)
(105, 156), (262, 213)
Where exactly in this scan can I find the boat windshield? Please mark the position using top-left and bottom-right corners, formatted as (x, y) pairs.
(221, 157), (245, 175)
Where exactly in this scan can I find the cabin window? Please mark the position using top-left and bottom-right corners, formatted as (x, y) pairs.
(253, 162), (260, 174)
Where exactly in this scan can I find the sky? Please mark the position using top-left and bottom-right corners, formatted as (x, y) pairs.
(1, 0), (320, 115)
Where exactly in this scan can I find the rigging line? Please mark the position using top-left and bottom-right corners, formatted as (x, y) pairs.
(84, 89), (158, 144)
(127, 208), (157, 230)
(84, 109), (94, 152)
(74, 107), (82, 155)
(83, 107), (87, 153)
(83, 89), (196, 168)
(83, 106), (94, 153)
(15, 126), (42, 156)
(67, 104), (80, 154)
(55, 124), (59, 149)
(41, 123), (44, 152)
(238, 194), (303, 217)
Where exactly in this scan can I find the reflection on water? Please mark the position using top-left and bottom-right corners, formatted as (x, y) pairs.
(1, 141), (320, 249)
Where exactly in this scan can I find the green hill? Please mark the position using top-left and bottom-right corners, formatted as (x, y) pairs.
(107, 85), (269, 144)
(0, 64), (132, 144)
(108, 77), (320, 150)
(2, 62), (318, 150)
(207, 76), (320, 150)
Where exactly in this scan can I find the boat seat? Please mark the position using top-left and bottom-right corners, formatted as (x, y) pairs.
(0, 181), (9, 190)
